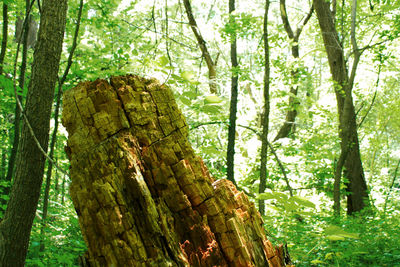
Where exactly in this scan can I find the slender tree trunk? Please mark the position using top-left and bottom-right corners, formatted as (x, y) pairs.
(0, 0), (68, 265)
(183, 0), (218, 94)
(274, 1), (313, 141)
(1, 151), (6, 180)
(314, 0), (369, 215)
(39, 0), (83, 252)
(61, 173), (66, 205)
(258, 0), (270, 216)
(226, 0), (239, 186)
(383, 159), (400, 216)
(0, 3), (8, 75)
(39, 86), (62, 252)
(5, 0), (31, 185)
(54, 159), (59, 198)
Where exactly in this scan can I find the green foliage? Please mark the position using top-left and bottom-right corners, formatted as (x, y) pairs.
(26, 196), (87, 266)
(264, 211), (400, 266)
(0, 0), (399, 265)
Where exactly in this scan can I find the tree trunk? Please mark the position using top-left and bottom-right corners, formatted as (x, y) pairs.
(5, 1), (31, 185)
(62, 74), (291, 267)
(0, 152), (5, 180)
(183, 0), (218, 94)
(61, 173), (66, 205)
(313, 0), (369, 215)
(0, 3), (8, 75)
(0, 0), (68, 265)
(226, 0), (239, 186)
(40, 0), (83, 252)
(274, 1), (313, 141)
(259, 0), (270, 216)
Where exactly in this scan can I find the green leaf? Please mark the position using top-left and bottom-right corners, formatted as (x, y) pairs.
(0, 75), (15, 96)
(204, 95), (223, 104)
(282, 200), (299, 212)
(181, 71), (195, 81)
(182, 91), (199, 99)
(179, 97), (192, 106)
(202, 105), (221, 114)
(311, 259), (325, 264)
(326, 235), (345, 241)
(171, 74), (182, 81)
(324, 225), (359, 239)
(158, 55), (169, 67)
(291, 196), (316, 209)
(258, 192), (289, 201)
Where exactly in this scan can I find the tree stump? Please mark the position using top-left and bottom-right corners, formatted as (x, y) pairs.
(62, 75), (290, 267)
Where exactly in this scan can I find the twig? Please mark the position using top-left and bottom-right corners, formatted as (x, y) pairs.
(190, 121), (294, 195)
(383, 159), (400, 216)
(358, 90), (377, 129)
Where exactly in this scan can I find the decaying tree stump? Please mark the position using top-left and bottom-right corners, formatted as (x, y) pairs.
(62, 75), (291, 267)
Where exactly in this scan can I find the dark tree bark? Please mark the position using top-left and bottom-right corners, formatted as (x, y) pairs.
(0, 3), (8, 75)
(183, 0), (218, 94)
(39, 0), (83, 252)
(226, 0), (239, 186)
(0, 0), (68, 265)
(258, 0), (270, 216)
(313, 0), (369, 215)
(274, 1), (313, 141)
(5, 0), (31, 185)
(62, 74), (290, 267)
(61, 173), (66, 205)
(0, 3), (8, 185)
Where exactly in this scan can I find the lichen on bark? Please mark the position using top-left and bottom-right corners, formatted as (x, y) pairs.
(62, 74), (289, 267)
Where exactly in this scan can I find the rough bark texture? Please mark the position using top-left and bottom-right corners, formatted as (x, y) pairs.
(0, 3), (8, 75)
(259, 0), (270, 216)
(5, 0), (30, 185)
(183, 0), (218, 94)
(226, 0), (239, 186)
(273, 1), (313, 141)
(0, 0), (68, 265)
(62, 75), (289, 267)
(313, 0), (369, 214)
(40, 0), (83, 252)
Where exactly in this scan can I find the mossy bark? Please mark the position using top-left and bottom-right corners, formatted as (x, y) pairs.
(62, 75), (289, 267)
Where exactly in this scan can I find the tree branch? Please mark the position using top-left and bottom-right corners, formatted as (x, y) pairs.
(383, 159), (400, 216)
(349, 0), (360, 90)
(279, 0), (294, 39)
(294, 4), (314, 39)
(183, 0), (217, 94)
(190, 121), (294, 196)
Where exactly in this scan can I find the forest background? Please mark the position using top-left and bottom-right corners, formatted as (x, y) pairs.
(0, 0), (400, 266)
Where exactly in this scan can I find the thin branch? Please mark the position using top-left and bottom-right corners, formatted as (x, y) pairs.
(349, 0), (360, 90)
(383, 159), (400, 216)
(121, 19), (196, 50)
(279, 0), (294, 39)
(151, 0), (158, 48)
(59, 0), (83, 86)
(163, 0), (173, 83)
(267, 140), (293, 197)
(190, 121), (294, 195)
(295, 4), (314, 39)
(358, 90), (377, 129)
(183, 0), (217, 94)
